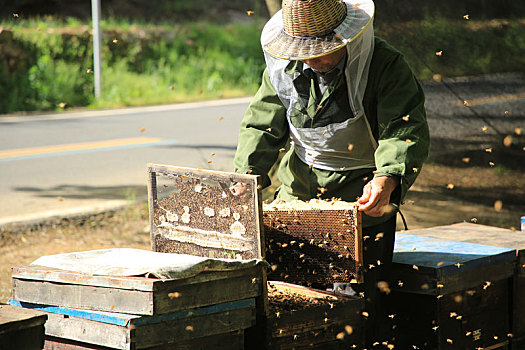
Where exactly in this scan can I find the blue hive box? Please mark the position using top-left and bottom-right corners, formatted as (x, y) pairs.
(389, 230), (516, 349)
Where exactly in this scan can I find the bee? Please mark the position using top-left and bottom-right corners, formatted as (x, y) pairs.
(246, 10), (255, 16)
(435, 50), (443, 56)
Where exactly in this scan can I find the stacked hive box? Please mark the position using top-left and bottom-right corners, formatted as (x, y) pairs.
(394, 222), (525, 349)
(8, 164), (270, 350)
(389, 230), (517, 349)
(148, 165), (366, 349)
(259, 200), (366, 349)
(10, 257), (262, 350)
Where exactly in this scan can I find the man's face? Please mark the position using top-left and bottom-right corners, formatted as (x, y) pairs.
(300, 46), (347, 72)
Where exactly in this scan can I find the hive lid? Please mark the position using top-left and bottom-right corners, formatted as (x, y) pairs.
(394, 232), (516, 275)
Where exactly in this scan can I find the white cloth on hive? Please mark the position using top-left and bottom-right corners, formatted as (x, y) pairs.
(30, 248), (267, 280)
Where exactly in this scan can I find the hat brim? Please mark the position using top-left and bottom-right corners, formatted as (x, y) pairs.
(262, 0), (374, 60)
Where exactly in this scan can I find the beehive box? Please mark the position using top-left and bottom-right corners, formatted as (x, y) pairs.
(12, 264), (263, 316)
(396, 222), (525, 349)
(389, 232), (516, 349)
(0, 304), (47, 350)
(263, 200), (363, 286)
(259, 281), (365, 349)
(10, 299), (253, 350)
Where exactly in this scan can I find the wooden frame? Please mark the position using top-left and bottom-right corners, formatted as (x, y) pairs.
(147, 164), (265, 260)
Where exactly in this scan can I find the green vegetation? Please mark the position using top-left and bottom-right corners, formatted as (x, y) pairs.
(0, 16), (524, 114)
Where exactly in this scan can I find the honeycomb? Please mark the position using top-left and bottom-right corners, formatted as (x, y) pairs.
(263, 200), (362, 287)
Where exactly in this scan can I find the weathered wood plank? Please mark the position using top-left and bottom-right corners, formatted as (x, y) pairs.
(12, 266), (156, 292)
(42, 305), (254, 350)
(10, 299), (255, 327)
(45, 312), (130, 350)
(13, 278), (154, 315)
(153, 267), (261, 314)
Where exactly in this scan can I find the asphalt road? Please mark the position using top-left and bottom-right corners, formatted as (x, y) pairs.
(1, 73), (524, 226)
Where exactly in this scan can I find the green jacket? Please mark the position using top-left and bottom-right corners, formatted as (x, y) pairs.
(234, 37), (430, 226)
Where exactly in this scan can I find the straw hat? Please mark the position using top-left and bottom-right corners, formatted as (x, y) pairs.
(262, 0), (375, 60)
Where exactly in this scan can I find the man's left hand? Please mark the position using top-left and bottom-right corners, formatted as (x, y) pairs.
(358, 176), (399, 217)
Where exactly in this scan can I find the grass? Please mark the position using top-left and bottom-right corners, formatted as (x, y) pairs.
(0, 16), (524, 114)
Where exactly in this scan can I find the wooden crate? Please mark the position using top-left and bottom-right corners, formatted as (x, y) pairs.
(245, 282), (365, 350)
(0, 304), (47, 350)
(389, 232), (516, 349)
(10, 299), (254, 350)
(12, 265), (263, 316)
(396, 222), (525, 345)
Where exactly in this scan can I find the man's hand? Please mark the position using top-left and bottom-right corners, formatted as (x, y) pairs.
(230, 182), (248, 196)
(358, 176), (399, 217)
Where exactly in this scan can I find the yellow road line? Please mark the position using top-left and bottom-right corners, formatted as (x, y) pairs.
(0, 137), (163, 159)
(456, 92), (525, 107)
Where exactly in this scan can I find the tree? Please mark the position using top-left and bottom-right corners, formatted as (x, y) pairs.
(265, 0), (281, 16)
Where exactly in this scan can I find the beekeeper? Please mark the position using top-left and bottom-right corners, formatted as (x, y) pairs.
(233, 0), (429, 345)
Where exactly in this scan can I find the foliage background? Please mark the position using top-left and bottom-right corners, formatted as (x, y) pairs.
(0, 0), (524, 114)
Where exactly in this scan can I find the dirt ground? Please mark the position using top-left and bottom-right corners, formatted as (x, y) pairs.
(1, 154), (524, 303)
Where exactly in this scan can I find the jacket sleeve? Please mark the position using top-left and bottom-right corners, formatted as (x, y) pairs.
(373, 53), (430, 202)
(234, 68), (290, 188)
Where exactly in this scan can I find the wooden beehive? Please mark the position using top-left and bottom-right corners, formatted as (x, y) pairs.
(0, 304), (47, 350)
(10, 299), (253, 350)
(395, 222), (525, 349)
(262, 282), (365, 349)
(389, 232), (516, 349)
(263, 200), (363, 287)
(12, 265), (262, 316)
